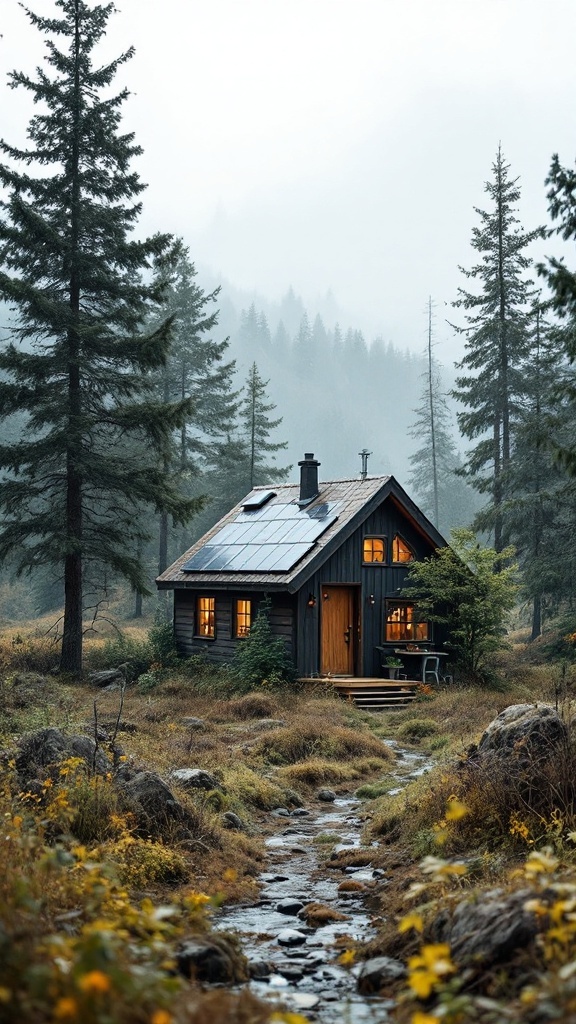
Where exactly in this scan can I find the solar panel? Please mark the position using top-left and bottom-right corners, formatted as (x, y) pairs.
(181, 500), (339, 574)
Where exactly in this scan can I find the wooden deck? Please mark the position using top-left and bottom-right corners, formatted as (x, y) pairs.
(298, 676), (421, 709)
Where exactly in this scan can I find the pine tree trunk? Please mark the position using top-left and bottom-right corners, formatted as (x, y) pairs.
(158, 509), (168, 575)
(531, 594), (542, 640)
(60, 2), (83, 674)
(134, 590), (143, 618)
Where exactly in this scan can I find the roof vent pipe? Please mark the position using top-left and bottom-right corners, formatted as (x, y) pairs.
(298, 452), (320, 505)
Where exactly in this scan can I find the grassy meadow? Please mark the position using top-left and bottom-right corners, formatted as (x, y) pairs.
(1, 615), (576, 1023)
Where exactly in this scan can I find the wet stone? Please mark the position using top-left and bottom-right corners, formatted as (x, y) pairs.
(262, 874), (290, 883)
(276, 898), (305, 915)
(277, 928), (308, 946)
(317, 789), (337, 802)
(276, 963), (305, 981)
(290, 993), (320, 1010)
(248, 960), (271, 979)
(291, 808), (311, 817)
(272, 808), (291, 817)
(282, 827), (306, 835)
(290, 845), (308, 853)
(357, 955), (406, 994)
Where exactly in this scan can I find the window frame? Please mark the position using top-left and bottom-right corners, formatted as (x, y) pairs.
(391, 533), (415, 564)
(362, 535), (387, 564)
(384, 601), (429, 643)
(195, 595), (216, 639)
(234, 598), (252, 638)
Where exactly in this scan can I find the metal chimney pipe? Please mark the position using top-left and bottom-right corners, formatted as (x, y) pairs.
(298, 453), (320, 505)
(359, 449), (372, 481)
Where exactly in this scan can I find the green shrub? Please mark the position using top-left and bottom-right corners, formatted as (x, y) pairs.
(396, 717), (438, 740)
(231, 598), (296, 689)
(99, 631), (152, 680)
(148, 616), (179, 667)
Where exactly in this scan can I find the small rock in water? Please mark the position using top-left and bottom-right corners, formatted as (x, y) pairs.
(290, 845), (308, 854)
(262, 874), (290, 883)
(248, 959), (271, 979)
(272, 808), (291, 817)
(277, 928), (308, 946)
(276, 898), (304, 916)
(317, 788), (336, 802)
(291, 808), (310, 817)
(276, 963), (304, 981)
(282, 827), (305, 835)
(289, 993), (320, 1010)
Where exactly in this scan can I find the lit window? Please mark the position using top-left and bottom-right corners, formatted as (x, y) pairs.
(385, 603), (428, 642)
(392, 534), (414, 563)
(363, 537), (386, 563)
(196, 596), (215, 638)
(235, 599), (252, 637)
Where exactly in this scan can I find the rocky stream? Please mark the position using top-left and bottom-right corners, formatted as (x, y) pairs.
(216, 744), (433, 1023)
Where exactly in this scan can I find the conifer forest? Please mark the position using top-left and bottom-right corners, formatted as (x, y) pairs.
(6, 7), (576, 1024)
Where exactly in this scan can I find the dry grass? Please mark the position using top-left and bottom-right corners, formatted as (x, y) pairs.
(299, 902), (349, 926)
(255, 716), (391, 764)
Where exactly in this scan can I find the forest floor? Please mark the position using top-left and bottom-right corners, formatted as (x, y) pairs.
(1, 621), (575, 1023)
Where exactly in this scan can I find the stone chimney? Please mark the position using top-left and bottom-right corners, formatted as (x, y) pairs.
(298, 453), (320, 506)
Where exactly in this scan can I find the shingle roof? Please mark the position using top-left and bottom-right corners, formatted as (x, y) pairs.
(157, 475), (394, 592)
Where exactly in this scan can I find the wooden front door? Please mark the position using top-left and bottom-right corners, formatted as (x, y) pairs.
(321, 586), (356, 675)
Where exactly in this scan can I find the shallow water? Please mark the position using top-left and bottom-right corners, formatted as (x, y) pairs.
(216, 745), (432, 1023)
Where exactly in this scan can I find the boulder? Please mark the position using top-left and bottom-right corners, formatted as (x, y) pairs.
(357, 956), (406, 993)
(221, 811), (245, 831)
(317, 788), (337, 802)
(430, 887), (539, 966)
(475, 704), (567, 767)
(121, 771), (186, 822)
(15, 727), (111, 781)
(176, 937), (247, 983)
(88, 669), (125, 687)
(169, 768), (225, 792)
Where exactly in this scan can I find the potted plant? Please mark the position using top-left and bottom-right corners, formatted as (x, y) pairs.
(383, 656), (403, 680)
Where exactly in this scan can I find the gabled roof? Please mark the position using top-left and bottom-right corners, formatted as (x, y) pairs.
(157, 474), (447, 593)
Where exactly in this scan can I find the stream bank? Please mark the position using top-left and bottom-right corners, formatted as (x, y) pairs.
(216, 745), (432, 1022)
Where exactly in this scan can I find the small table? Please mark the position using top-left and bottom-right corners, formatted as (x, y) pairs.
(393, 649), (448, 682)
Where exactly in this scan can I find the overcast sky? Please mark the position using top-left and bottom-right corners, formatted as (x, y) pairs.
(2, 0), (576, 362)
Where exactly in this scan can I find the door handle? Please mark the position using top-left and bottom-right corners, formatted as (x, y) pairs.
(344, 625), (352, 644)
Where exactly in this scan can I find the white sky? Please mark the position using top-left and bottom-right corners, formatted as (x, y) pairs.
(2, 0), (576, 361)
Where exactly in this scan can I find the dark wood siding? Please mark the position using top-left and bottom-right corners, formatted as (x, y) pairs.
(174, 590), (296, 666)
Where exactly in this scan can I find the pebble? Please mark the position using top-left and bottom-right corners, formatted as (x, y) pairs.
(272, 808), (290, 817)
(291, 808), (311, 817)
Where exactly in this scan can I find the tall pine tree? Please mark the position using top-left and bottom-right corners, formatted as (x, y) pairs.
(408, 299), (476, 534)
(452, 146), (543, 550)
(240, 363), (291, 491)
(0, 1), (194, 671)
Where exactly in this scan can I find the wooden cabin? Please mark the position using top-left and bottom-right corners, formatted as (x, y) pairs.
(157, 454), (449, 681)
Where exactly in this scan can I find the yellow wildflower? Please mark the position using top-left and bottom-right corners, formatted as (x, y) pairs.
(398, 911), (424, 934)
(0, 988), (10, 1004)
(408, 943), (455, 1000)
(445, 797), (469, 821)
(338, 949), (356, 965)
(54, 996), (78, 1019)
(150, 1011), (173, 1024)
(412, 1013), (441, 1024)
(78, 970), (111, 994)
(524, 848), (559, 879)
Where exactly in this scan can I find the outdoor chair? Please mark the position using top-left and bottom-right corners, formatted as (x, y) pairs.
(423, 656), (440, 684)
